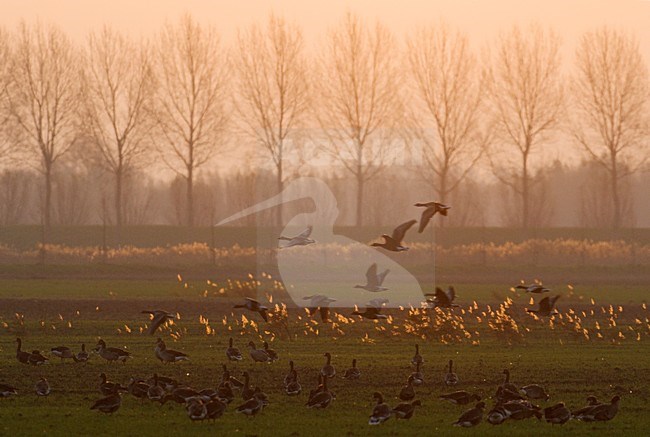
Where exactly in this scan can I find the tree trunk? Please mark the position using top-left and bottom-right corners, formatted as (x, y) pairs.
(356, 172), (364, 227)
(187, 166), (194, 228)
(610, 156), (620, 229)
(277, 161), (283, 227)
(44, 161), (52, 231)
(115, 167), (123, 232)
(522, 154), (529, 229)
(438, 168), (448, 229)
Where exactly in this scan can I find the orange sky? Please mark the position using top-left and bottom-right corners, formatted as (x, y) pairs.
(1, 0), (649, 60)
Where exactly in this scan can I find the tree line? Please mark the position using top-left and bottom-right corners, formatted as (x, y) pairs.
(0, 14), (648, 235)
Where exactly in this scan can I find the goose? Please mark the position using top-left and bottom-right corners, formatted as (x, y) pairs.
(216, 381), (235, 404)
(128, 377), (150, 400)
(502, 401), (542, 420)
(368, 392), (392, 425)
(342, 358), (361, 380)
(186, 397), (208, 421)
(445, 360), (459, 386)
(410, 361), (423, 386)
(145, 374), (177, 391)
(411, 344), (423, 366)
(141, 309), (175, 335)
(147, 374), (165, 402)
(371, 220), (417, 252)
(415, 201), (450, 232)
(354, 263), (390, 292)
(233, 298), (269, 322)
(263, 341), (279, 362)
(0, 382), (18, 397)
(99, 373), (126, 395)
(241, 372), (256, 401)
(155, 338), (189, 363)
(73, 344), (89, 363)
(425, 286), (459, 309)
(303, 295), (336, 322)
(90, 393), (121, 414)
(574, 395), (619, 422)
(236, 392), (265, 416)
(16, 338), (31, 364)
(161, 387), (202, 405)
(205, 398), (227, 421)
(571, 396), (601, 417)
(500, 369), (518, 393)
(278, 225), (316, 248)
(253, 386), (270, 407)
(229, 374), (245, 391)
(487, 404), (509, 425)
(226, 338), (242, 361)
(284, 360), (297, 387)
(399, 375), (416, 401)
(28, 350), (48, 366)
(439, 391), (481, 406)
(392, 399), (421, 420)
(453, 401), (485, 427)
(95, 339), (131, 364)
(285, 370), (302, 396)
(519, 384), (549, 400)
(495, 385), (525, 403)
(527, 295), (560, 317)
(308, 374), (325, 401)
(543, 402), (571, 425)
(35, 377), (50, 396)
(320, 352), (336, 378)
(248, 341), (271, 363)
(515, 283), (550, 294)
(50, 346), (74, 361)
(351, 305), (387, 320)
(306, 375), (334, 409)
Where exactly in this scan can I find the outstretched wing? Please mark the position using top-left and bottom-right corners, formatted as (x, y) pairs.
(377, 269), (390, 286)
(418, 207), (436, 233)
(392, 220), (417, 244)
(435, 287), (450, 306)
(296, 225), (313, 239)
(549, 295), (560, 309)
(538, 297), (550, 312)
(447, 286), (456, 302)
(365, 263), (378, 288)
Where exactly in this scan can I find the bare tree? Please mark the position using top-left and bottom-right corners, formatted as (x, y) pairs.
(81, 26), (154, 233)
(571, 27), (650, 228)
(0, 170), (32, 225)
(8, 22), (79, 230)
(406, 23), (484, 212)
(316, 13), (403, 226)
(0, 27), (15, 162)
(483, 24), (563, 228)
(234, 14), (310, 225)
(154, 15), (230, 228)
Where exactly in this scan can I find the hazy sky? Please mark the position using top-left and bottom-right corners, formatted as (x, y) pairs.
(2, 0), (649, 60)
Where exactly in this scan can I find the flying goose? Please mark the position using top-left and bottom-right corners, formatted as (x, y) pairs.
(415, 201), (450, 232)
(278, 225), (316, 248)
(543, 402), (571, 425)
(99, 373), (126, 395)
(445, 360), (459, 386)
(411, 344), (423, 366)
(233, 298), (270, 322)
(527, 295), (560, 317)
(0, 382), (18, 397)
(519, 384), (549, 400)
(320, 352), (336, 378)
(574, 395), (620, 422)
(515, 283), (550, 294)
(95, 339), (131, 364)
(263, 341), (279, 362)
(399, 375), (416, 401)
(306, 375), (333, 409)
(236, 391), (265, 416)
(351, 305), (387, 320)
(51, 346), (74, 361)
(453, 401), (485, 427)
(35, 377), (50, 396)
(425, 286), (459, 309)
(303, 295), (336, 322)
(248, 341), (271, 363)
(73, 344), (89, 363)
(342, 358), (361, 380)
(28, 350), (48, 366)
(393, 399), (422, 420)
(147, 374), (165, 402)
(155, 338), (189, 363)
(141, 309), (175, 335)
(90, 392), (122, 414)
(354, 263), (390, 292)
(439, 391), (481, 406)
(410, 361), (423, 386)
(571, 396), (601, 418)
(226, 337), (243, 361)
(285, 370), (302, 396)
(16, 338), (31, 364)
(371, 220), (417, 252)
(368, 392), (392, 425)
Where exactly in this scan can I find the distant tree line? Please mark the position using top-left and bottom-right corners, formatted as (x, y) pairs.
(0, 15), (648, 237)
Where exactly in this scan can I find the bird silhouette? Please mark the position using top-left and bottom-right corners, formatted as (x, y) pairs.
(354, 263), (389, 292)
(425, 286), (459, 308)
(141, 310), (175, 335)
(527, 295), (560, 317)
(415, 202), (450, 233)
(371, 220), (417, 252)
(278, 226), (316, 248)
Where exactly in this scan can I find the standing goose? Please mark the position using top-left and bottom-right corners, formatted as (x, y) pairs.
(236, 392), (265, 416)
(425, 286), (459, 309)
(155, 338), (189, 363)
(284, 360), (297, 387)
(519, 384), (549, 400)
(500, 369), (518, 393)
(95, 339), (131, 364)
(410, 361), (424, 386)
(371, 220), (417, 252)
(575, 396), (620, 422)
(50, 346), (74, 361)
(263, 341), (279, 362)
(354, 263), (390, 292)
(453, 401), (485, 427)
(141, 309), (175, 335)
(28, 351), (48, 366)
(527, 295), (560, 317)
(241, 372), (255, 401)
(35, 377), (50, 396)
(393, 399), (422, 420)
(440, 391), (481, 406)
(226, 338), (242, 361)
(91, 393), (121, 414)
(320, 352), (336, 378)
(127, 377), (150, 400)
(342, 358), (361, 380)
(147, 374), (165, 402)
(285, 370), (301, 396)
(73, 344), (89, 363)
(515, 283), (550, 294)
(544, 402), (571, 425)
(16, 338), (31, 364)
(399, 375), (416, 401)
(303, 295), (336, 322)
(248, 341), (271, 363)
(368, 392), (392, 425)
(415, 201), (450, 232)
(278, 225), (316, 248)
(99, 373), (126, 395)
(233, 298), (269, 322)
(216, 381), (235, 404)
(306, 375), (333, 409)
(411, 344), (423, 366)
(445, 360), (459, 386)
(0, 382), (18, 397)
